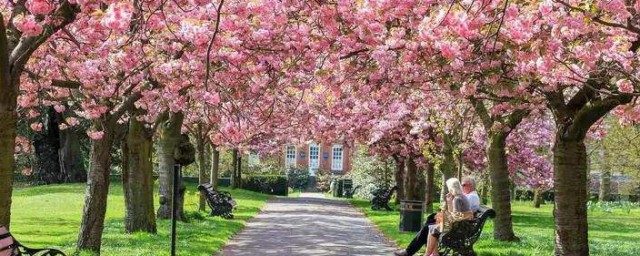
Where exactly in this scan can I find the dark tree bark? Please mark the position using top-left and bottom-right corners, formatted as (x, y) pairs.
(195, 127), (207, 211)
(76, 123), (115, 252)
(424, 160), (436, 213)
(236, 155), (242, 188)
(544, 84), (632, 255)
(0, 1), (78, 228)
(0, 110), (15, 228)
(533, 187), (542, 208)
(487, 133), (519, 241)
(471, 99), (526, 241)
(156, 112), (186, 220)
(392, 155), (405, 205)
(59, 128), (87, 183)
(231, 149), (239, 189)
(480, 177), (489, 205)
(553, 139), (589, 256)
(210, 144), (220, 189)
(403, 157), (422, 201)
(598, 170), (611, 202)
(440, 142), (456, 202)
(122, 119), (156, 233)
(32, 107), (64, 184)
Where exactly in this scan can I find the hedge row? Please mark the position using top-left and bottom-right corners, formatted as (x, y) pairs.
(241, 175), (288, 196)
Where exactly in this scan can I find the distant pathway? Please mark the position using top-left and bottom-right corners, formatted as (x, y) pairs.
(216, 193), (397, 256)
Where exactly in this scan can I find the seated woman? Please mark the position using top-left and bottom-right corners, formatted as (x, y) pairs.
(424, 178), (472, 256)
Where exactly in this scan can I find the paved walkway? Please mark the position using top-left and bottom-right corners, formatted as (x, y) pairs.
(216, 193), (398, 256)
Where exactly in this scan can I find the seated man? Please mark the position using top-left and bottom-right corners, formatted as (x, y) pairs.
(393, 176), (480, 256)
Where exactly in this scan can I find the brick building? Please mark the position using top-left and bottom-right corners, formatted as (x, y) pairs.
(250, 142), (353, 177)
(286, 142), (353, 176)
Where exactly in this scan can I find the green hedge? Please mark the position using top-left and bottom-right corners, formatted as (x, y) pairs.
(241, 175), (288, 196)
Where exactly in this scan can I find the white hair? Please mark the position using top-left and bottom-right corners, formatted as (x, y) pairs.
(462, 176), (476, 189)
(446, 178), (464, 196)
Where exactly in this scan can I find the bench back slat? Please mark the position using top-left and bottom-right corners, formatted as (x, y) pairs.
(0, 226), (15, 256)
(0, 236), (13, 250)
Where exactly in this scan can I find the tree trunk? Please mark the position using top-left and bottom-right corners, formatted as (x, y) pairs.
(403, 157), (422, 201)
(122, 119), (156, 233)
(210, 144), (220, 189)
(424, 160), (435, 213)
(0, 110), (16, 228)
(156, 112), (186, 220)
(599, 170), (611, 202)
(231, 149), (238, 189)
(393, 155), (405, 205)
(533, 187), (542, 208)
(440, 143), (456, 202)
(60, 128), (87, 183)
(32, 107), (64, 184)
(236, 154), (242, 188)
(196, 133), (206, 211)
(487, 133), (519, 241)
(554, 139), (589, 256)
(76, 126), (114, 252)
(480, 177), (489, 205)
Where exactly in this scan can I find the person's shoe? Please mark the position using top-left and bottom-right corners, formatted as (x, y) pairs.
(393, 250), (408, 256)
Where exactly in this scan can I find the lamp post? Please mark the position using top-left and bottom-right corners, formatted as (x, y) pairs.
(171, 164), (180, 256)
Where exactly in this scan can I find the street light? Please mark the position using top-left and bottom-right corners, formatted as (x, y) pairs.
(171, 164), (180, 256)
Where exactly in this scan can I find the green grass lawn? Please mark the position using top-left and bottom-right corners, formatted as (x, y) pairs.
(350, 199), (640, 256)
(10, 181), (271, 256)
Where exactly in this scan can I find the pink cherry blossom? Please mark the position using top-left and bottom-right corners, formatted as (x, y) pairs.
(30, 122), (43, 132)
(87, 130), (105, 140)
(27, 0), (54, 15)
(616, 79), (634, 93)
(13, 15), (43, 37)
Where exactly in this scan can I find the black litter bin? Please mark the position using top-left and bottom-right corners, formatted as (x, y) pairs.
(335, 179), (344, 197)
(399, 200), (423, 232)
(342, 179), (353, 197)
(331, 179), (338, 197)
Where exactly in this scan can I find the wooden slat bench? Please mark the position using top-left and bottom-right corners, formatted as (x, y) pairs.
(0, 226), (66, 256)
(371, 185), (398, 211)
(197, 183), (237, 219)
(426, 206), (496, 256)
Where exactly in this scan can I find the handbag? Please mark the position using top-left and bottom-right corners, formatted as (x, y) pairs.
(438, 197), (474, 232)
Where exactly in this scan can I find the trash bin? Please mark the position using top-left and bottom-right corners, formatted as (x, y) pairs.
(342, 179), (353, 197)
(334, 179), (344, 197)
(399, 200), (423, 232)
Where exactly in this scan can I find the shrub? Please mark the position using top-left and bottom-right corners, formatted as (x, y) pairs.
(350, 146), (395, 199)
(315, 169), (332, 192)
(287, 167), (309, 190)
(241, 175), (288, 196)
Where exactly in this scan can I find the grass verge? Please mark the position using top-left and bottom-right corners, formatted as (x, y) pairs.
(10, 181), (270, 256)
(349, 199), (640, 256)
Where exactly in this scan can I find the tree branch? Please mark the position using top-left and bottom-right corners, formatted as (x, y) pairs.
(51, 79), (82, 89)
(469, 97), (494, 130)
(566, 94), (633, 140)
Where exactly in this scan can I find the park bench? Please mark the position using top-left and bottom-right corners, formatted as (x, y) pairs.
(197, 183), (237, 219)
(0, 226), (66, 256)
(371, 185), (398, 211)
(426, 206), (496, 256)
(344, 185), (361, 199)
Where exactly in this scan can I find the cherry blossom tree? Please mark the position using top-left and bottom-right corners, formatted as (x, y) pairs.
(0, 0), (84, 228)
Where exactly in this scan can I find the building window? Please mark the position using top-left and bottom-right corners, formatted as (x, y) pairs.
(309, 143), (320, 176)
(285, 145), (296, 168)
(248, 152), (260, 167)
(331, 144), (343, 171)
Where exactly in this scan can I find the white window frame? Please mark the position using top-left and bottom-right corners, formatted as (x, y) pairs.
(331, 144), (343, 171)
(285, 145), (296, 168)
(309, 143), (320, 176)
